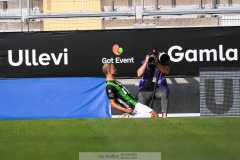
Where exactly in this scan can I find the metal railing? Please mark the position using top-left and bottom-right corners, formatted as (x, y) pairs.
(142, 0), (240, 17)
(27, 0), (136, 19)
(1, 0), (240, 32)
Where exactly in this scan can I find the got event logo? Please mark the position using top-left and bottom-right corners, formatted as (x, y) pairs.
(101, 44), (134, 64)
(112, 44), (123, 56)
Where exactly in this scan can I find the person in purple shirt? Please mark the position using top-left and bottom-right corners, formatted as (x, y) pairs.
(137, 49), (170, 118)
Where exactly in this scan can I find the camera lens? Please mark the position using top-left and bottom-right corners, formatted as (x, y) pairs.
(158, 53), (170, 64)
(148, 55), (155, 63)
(148, 57), (154, 63)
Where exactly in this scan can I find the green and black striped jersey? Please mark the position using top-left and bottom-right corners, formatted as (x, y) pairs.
(106, 80), (137, 109)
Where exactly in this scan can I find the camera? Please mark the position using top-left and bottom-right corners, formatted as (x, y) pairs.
(147, 49), (158, 63)
(148, 54), (156, 63)
(147, 49), (170, 65)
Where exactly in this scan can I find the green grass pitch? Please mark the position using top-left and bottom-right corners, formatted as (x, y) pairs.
(0, 117), (239, 160)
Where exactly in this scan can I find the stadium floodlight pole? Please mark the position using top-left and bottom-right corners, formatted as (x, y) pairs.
(149, 70), (161, 109)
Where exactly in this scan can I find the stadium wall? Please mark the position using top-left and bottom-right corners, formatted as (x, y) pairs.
(1, 26), (240, 77)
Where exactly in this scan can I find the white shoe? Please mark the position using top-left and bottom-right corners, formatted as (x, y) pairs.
(118, 113), (130, 118)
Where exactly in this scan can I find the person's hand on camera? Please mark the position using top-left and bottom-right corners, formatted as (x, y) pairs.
(152, 57), (159, 66)
(145, 55), (150, 63)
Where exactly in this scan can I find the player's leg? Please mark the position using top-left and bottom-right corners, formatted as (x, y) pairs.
(132, 102), (159, 118)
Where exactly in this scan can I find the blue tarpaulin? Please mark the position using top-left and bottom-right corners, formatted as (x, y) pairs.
(0, 77), (111, 119)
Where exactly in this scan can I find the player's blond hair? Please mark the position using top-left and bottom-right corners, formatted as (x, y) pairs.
(102, 63), (112, 75)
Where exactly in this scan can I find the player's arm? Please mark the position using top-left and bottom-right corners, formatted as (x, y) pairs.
(109, 99), (133, 113)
